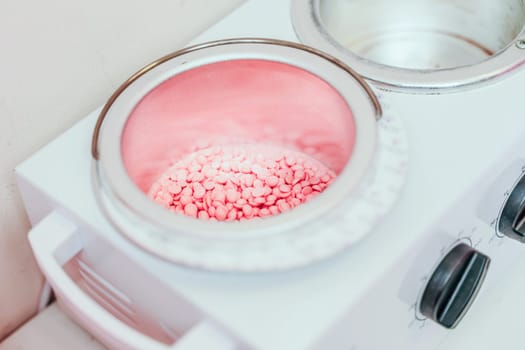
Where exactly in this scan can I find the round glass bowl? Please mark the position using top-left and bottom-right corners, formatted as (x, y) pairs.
(292, 0), (525, 92)
(92, 38), (383, 271)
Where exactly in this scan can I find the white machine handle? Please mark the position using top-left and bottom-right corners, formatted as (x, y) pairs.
(29, 211), (237, 350)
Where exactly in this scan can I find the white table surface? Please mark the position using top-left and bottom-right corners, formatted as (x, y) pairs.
(1, 1), (524, 349)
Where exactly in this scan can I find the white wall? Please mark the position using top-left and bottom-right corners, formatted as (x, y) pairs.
(0, 0), (242, 339)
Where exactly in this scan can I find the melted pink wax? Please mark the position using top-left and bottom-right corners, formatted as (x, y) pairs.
(121, 59), (356, 197)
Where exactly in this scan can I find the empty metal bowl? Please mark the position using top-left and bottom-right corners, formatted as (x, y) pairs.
(293, 0), (525, 92)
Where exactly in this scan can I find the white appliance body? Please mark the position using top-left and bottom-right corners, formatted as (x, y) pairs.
(17, 1), (525, 349)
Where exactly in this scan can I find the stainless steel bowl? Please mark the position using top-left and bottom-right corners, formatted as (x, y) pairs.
(292, 0), (525, 92)
(90, 38), (386, 271)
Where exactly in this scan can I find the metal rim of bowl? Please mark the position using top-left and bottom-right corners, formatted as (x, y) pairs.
(91, 38), (381, 243)
(291, 0), (525, 93)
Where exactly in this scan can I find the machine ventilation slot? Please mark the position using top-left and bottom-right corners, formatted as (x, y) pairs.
(77, 260), (136, 322)
(63, 253), (179, 345)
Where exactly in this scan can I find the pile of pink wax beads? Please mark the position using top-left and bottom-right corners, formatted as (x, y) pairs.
(148, 144), (336, 221)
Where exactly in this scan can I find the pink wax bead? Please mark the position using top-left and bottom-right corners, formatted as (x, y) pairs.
(184, 203), (198, 217)
(193, 183), (205, 199)
(216, 206), (228, 221)
(278, 201), (291, 212)
(189, 164), (201, 173)
(294, 168), (305, 178)
(213, 200), (225, 209)
(279, 184), (292, 193)
(157, 196), (171, 207)
(302, 186), (313, 195)
(251, 164), (264, 175)
(227, 209), (237, 221)
(231, 161), (240, 172)
(255, 169), (270, 179)
(269, 206), (280, 215)
(254, 197), (266, 205)
(226, 189), (240, 203)
(242, 188), (252, 200)
(279, 191), (292, 199)
(239, 161), (251, 173)
(321, 174), (332, 183)
(242, 204), (253, 217)
(243, 174), (255, 187)
(266, 195), (277, 205)
(215, 174), (228, 184)
(192, 172), (205, 183)
(203, 181), (215, 190)
(180, 195), (192, 206)
(221, 162), (232, 171)
(205, 194), (213, 207)
(266, 175), (279, 187)
(260, 208), (271, 217)
(181, 187), (193, 196)
(310, 177), (320, 185)
(252, 187), (266, 197)
(211, 160), (221, 169)
(212, 188), (226, 203)
(198, 211), (210, 220)
(203, 168), (217, 178)
(168, 183), (182, 195)
(175, 170), (188, 182)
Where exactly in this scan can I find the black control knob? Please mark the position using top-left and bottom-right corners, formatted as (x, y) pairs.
(499, 174), (525, 242)
(419, 243), (490, 329)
